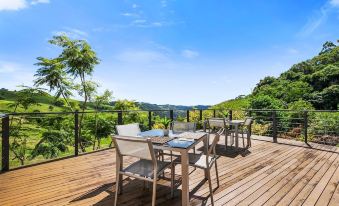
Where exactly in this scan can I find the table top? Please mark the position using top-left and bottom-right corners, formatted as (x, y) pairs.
(153, 132), (207, 152)
(229, 120), (245, 124)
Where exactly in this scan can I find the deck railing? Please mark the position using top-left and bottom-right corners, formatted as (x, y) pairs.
(1, 109), (338, 172)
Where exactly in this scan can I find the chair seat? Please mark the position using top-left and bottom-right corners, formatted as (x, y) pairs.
(123, 159), (171, 178)
(174, 153), (216, 169)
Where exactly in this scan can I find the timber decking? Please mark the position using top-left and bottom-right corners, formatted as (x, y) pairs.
(0, 135), (338, 206)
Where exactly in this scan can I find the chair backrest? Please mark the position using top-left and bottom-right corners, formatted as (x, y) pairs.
(112, 135), (155, 161)
(171, 121), (196, 133)
(244, 117), (253, 126)
(207, 118), (227, 128)
(116, 123), (141, 136)
(208, 133), (220, 155)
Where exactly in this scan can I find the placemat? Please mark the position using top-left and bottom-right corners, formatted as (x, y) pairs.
(148, 136), (173, 144)
(175, 132), (206, 140)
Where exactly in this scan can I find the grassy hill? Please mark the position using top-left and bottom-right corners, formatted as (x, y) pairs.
(0, 88), (69, 113)
(212, 95), (250, 110)
(0, 88), (209, 114)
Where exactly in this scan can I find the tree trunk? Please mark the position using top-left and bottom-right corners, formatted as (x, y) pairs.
(78, 73), (88, 152)
(61, 92), (74, 112)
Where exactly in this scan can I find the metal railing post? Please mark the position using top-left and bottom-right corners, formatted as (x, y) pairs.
(74, 110), (79, 156)
(213, 109), (216, 118)
(186, 110), (190, 122)
(199, 109), (203, 121)
(1, 115), (10, 172)
(148, 111), (152, 130)
(304, 110), (308, 144)
(272, 110), (277, 143)
(169, 110), (174, 122)
(117, 111), (123, 125)
(229, 110), (233, 120)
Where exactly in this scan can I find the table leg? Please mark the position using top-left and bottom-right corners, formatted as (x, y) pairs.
(235, 124), (239, 150)
(181, 150), (189, 205)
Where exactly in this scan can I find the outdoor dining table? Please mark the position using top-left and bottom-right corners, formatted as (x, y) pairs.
(128, 131), (208, 206)
(228, 120), (245, 149)
(204, 119), (245, 149)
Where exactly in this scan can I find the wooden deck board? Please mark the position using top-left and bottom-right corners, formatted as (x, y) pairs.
(0, 135), (338, 206)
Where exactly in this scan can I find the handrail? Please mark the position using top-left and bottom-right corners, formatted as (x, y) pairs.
(1, 108), (338, 172)
(4, 108), (339, 116)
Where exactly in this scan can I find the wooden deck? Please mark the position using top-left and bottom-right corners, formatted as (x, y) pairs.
(0, 135), (338, 206)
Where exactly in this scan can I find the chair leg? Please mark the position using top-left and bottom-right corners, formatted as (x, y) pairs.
(242, 132), (245, 148)
(248, 132), (251, 147)
(207, 169), (214, 206)
(224, 130), (228, 150)
(171, 163), (175, 198)
(152, 180), (157, 206)
(214, 160), (219, 188)
(114, 173), (120, 206)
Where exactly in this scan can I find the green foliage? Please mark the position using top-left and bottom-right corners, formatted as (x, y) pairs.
(321, 85), (339, 110)
(249, 95), (284, 110)
(157, 117), (171, 129)
(212, 95), (250, 111)
(30, 130), (71, 159)
(251, 41), (339, 110)
(309, 112), (339, 144)
(288, 99), (314, 111)
(34, 57), (73, 111)
(53, 99), (65, 107)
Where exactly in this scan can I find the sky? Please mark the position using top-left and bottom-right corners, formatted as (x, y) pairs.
(0, 0), (339, 105)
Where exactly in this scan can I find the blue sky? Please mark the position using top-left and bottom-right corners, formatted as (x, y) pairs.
(0, 0), (338, 105)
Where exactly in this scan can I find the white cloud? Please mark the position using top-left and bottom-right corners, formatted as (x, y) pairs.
(121, 12), (139, 17)
(132, 3), (138, 9)
(330, 0), (339, 7)
(160, 0), (167, 8)
(130, 19), (166, 28)
(181, 49), (199, 59)
(298, 0), (339, 36)
(0, 0), (49, 11)
(0, 61), (23, 73)
(0, 0), (27, 11)
(31, 0), (49, 5)
(287, 48), (299, 54)
(53, 28), (88, 39)
(115, 50), (168, 64)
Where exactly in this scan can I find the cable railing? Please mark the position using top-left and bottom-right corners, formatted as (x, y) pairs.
(1, 109), (338, 172)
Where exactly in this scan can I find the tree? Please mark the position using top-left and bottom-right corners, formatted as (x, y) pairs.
(34, 57), (74, 111)
(319, 41), (336, 55)
(48, 35), (99, 112)
(47, 35), (100, 152)
(321, 85), (339, 110)
(30, 130), (72, 159)
(7, 86), (46, 165)
(92, 90), (113, 149)
(249, 94), (284, 110)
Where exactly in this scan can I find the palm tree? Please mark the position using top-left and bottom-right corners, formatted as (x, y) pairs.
(34, 57), (74, 111)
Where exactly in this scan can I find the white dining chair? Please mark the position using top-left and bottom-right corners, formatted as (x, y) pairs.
(206, 118), (230, 149)
(171, 133), (220, 205)
(112, 135), (174, 206)
(116, 123), (141, 136)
